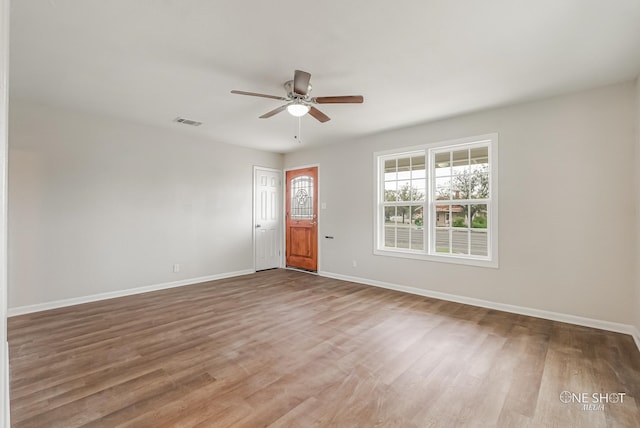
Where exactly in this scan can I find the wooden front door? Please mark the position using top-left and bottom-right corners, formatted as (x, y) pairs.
(286, 166), (318, 271)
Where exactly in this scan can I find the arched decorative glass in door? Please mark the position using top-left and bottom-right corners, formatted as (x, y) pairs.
(290, 175), (314, 219)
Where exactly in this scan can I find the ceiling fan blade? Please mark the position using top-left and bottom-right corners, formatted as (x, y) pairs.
(259, 105), (287, 119)
(314, 95), (364, 104)
(293, 70), (311, 95)
(308, 106), (331, 123)
(231, 90), (287, 101)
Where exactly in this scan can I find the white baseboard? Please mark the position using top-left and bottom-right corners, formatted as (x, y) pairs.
(8, 268), (640, 355)
(8, 269), (254, 317)
(319, 270), (640, 352)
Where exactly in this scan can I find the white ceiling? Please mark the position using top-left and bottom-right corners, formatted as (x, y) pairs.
(9, 0), (640, 153)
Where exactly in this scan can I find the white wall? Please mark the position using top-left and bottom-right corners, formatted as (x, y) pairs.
(286, 82), (637, 326)
(8, 99), (282, 309)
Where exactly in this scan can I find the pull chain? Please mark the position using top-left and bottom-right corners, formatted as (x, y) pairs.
(294, 116), (302, 143)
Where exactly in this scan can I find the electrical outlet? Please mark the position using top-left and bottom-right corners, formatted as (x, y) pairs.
(173, 264), (180, 273)
(352, 260), (357, 268)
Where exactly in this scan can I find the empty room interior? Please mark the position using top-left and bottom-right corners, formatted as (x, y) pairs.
(2, 0), (640, 427)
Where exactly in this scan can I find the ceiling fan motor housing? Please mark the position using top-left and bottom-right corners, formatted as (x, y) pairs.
(285, 80), (312, 100)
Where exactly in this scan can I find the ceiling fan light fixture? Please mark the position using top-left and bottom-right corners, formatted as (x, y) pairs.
(287, 103), (310, 117)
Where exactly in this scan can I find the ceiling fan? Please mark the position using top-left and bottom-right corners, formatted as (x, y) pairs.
(231, 70), (364, 123)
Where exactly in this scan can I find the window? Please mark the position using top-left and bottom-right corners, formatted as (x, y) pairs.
(382, 154), (425, 250)
(374, 134), (498, 267)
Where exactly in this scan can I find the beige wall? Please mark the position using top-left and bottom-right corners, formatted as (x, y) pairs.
(8, 81), (639, 332)
(286, 82), (637, 325)
(8, 99), (283, 309)
(636, 77), (640, 339)
(1, 0), (9, 424)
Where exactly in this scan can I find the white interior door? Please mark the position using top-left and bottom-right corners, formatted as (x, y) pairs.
(254, 167), (281, 271)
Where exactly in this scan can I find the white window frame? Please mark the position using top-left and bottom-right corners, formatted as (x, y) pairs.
(374, 133), (499, 268)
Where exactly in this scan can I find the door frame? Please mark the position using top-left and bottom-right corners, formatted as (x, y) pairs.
(283, 163), (320, 273)
(253, 166), (283, 272)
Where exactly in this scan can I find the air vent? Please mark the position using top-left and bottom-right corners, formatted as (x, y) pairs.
(174, 117), (202, 126)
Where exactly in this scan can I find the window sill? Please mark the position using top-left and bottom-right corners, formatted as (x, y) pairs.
(373, 248), (499, 269)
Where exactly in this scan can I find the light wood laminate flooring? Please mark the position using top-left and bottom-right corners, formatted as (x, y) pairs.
(8, 269), (640, 427)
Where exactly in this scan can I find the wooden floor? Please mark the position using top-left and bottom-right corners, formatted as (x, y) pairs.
(8, 269), (640, 427)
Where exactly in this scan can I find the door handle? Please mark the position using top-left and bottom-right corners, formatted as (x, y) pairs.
(311, 222), (318, 226)
(255, 224), (261, 228)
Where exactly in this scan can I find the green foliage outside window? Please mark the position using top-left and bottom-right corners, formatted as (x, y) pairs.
(452, 217), (467, 227)
(472, 216), (487, 229)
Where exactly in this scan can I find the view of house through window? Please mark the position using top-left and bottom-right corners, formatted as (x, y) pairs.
(433, 146), (489, 256)
(375, 134), (497, 267)
(383, 154), (425, 250)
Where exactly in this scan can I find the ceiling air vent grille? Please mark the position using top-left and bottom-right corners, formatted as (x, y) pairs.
(174, 117), (202, 126)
